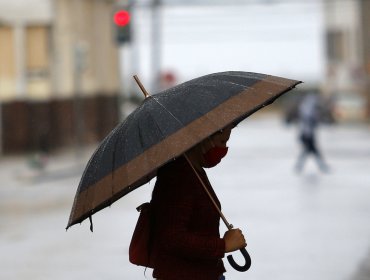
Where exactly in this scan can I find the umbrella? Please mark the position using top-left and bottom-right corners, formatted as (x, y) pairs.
(67, 71), (301, 270)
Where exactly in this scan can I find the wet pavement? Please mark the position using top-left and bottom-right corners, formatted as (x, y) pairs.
(1, 114), (370, 280)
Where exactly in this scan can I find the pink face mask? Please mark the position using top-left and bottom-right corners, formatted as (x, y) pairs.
(203, 146), (229, 168)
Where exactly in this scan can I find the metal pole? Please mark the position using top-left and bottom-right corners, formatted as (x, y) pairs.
(151, 0), (162, 93)
(118, 44), (127, 121)
(130, 1), (140, 100)
(116, 0), (134, 121)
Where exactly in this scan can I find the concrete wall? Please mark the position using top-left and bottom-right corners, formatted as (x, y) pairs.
(0, 0), (52, 24)
(322, 0), (368, 121)
(0, 0), (121, 154)
(1, 95), (118, 154)
(52, 0), (119, 98)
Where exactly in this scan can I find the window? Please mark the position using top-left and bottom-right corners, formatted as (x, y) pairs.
(25, 25), (51, 98)
(0, 26), (16, 98)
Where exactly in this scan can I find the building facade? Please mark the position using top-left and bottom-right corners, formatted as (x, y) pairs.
(323, 0), (370, 121)
(360, 0), (370, 120)
(0, 0), (120, 154)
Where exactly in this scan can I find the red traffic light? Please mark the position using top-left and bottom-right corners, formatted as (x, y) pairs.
(114, 10), (131, 26)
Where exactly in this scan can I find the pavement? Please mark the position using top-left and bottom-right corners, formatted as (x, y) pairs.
(1, 113), (370, 280)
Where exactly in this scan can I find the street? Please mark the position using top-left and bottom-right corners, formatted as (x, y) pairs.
(1, 114), (370, 280)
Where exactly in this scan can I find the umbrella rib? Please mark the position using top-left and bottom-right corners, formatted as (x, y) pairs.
(152, 96), (185, 127)
(109, 118), (134, 198)
(110, 134), (118, 201)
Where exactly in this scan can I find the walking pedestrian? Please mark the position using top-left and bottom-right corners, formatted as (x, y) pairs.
(295, 92), (329, 173)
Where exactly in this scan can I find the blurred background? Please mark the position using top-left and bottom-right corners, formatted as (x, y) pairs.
(0, 0), (370, 279)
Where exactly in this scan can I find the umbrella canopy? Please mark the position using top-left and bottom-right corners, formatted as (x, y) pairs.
(67, 71), (301, 229)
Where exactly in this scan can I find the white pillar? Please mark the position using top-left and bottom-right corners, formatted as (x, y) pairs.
(14, 23), (26, 99)
(151, 0), (162, 93)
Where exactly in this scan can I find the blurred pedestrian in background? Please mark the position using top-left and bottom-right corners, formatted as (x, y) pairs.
(294, 92), (330, 173)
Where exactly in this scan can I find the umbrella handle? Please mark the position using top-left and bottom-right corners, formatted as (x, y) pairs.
(227, 247), (251, 272)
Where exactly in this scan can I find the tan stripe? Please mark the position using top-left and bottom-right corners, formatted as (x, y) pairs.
(69, 76), (300, 226)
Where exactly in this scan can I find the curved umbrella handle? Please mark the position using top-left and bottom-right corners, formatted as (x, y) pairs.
(227, 247), (251, 272)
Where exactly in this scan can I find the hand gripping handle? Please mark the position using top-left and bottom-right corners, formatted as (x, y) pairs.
(227, 247), (251, 272)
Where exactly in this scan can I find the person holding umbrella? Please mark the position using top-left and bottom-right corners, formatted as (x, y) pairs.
(149, 124), (246, 280)
(66, 71), (301, 279)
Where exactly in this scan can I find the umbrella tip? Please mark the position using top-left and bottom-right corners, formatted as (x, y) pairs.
(133, 75), (151, 99)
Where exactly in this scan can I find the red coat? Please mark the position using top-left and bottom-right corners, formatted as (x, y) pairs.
(150, 156), (226, 280)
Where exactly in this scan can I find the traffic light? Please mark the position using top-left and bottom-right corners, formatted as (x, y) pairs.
(114, 9), (131, 44)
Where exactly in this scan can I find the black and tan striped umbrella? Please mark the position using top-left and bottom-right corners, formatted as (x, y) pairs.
(67, 71), (301, 229)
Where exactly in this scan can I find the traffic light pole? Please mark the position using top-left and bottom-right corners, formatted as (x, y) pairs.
(151, 0), (162, 93)
(114, 0), (133, 121)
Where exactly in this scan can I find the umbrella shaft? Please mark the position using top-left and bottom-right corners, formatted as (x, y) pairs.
(184, 154), (233, 230)
(133, 75), (151, 98)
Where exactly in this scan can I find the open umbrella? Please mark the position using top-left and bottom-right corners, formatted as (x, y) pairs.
(67, 71), (301, 271)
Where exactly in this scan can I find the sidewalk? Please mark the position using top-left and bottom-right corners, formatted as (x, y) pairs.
(351, 250), (370, 280)
(1, 115), (370, 280)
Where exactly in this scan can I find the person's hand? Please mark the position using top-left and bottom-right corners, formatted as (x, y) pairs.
(223, 228), (246, 253)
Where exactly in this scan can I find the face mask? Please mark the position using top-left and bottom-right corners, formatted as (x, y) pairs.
(203, 146), (228, 168)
